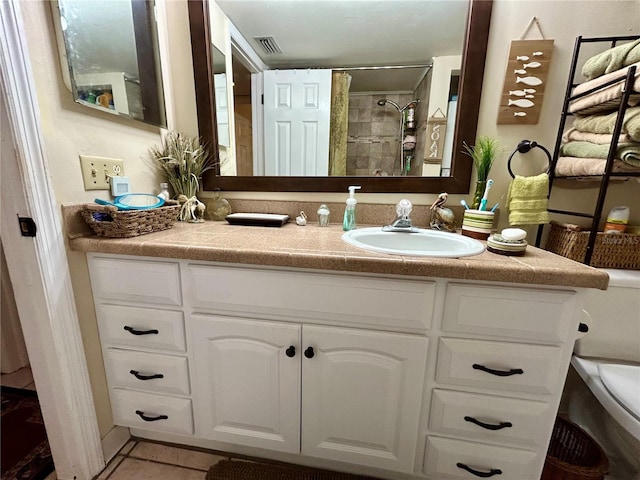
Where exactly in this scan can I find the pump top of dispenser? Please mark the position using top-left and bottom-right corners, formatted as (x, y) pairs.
(346, 186), (361, 206)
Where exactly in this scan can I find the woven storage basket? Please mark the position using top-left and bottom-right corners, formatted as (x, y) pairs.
(541, 416), (608, 480)
(81, 202), (180, 238)
(546, 221), (640, 270)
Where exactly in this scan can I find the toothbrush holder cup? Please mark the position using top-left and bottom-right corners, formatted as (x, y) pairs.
(461, 209), (495, 240)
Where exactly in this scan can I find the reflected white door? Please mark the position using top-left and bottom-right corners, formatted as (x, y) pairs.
(263, 69), (331, 176)
(214, 73), (230, 147)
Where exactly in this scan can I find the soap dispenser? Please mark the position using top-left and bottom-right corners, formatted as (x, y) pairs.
(342, 185), (361, 231)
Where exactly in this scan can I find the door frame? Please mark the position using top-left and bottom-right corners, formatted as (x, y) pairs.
(228, 22), (266, 175)
(1, 2), (104, 479)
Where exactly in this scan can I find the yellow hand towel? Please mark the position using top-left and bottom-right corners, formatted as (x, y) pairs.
(506, 173), (550, 226)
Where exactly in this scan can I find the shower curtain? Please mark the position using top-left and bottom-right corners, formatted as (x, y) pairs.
(328, 72), (352, 176)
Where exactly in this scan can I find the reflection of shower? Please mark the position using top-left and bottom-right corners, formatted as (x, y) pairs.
(378, 99), (420, 175)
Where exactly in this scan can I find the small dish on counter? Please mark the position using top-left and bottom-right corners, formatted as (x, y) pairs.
(487, 234), (528, 256)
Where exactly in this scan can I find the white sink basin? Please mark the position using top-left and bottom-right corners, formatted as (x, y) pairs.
(342, 227), (485, 258)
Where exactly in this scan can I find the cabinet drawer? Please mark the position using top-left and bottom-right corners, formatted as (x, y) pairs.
(111, 388), (193, 435)
(436, 338), (563, 395)
(89, 256), (181, 306)
(185, 265), (435, 331)
(105, 349), (190, 395)
(443, 284), (575, 343)
(97, 304), (186, 352)
(429, 389), (553, 448)
(424, 436), (540, 480)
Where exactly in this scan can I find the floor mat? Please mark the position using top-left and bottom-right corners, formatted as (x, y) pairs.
(1, 387), (54, 480)
(207, 459), (382, 480)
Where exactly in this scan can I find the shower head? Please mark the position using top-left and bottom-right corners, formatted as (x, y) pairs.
(378, 99), (401, 112)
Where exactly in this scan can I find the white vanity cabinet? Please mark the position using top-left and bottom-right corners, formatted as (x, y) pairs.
(87, 254), (585, 480)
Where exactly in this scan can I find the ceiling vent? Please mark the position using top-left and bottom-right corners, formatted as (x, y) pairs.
(254, 36), (282, 55)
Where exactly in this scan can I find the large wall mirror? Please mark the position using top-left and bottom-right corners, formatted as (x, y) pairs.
(189, 0), (492, 193)
(53, 0), (167, 128)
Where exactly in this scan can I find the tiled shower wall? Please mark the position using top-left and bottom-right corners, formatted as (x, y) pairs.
(346, 93), (417, 176)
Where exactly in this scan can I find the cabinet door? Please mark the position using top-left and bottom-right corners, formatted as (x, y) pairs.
(192, 315), (301, 453)
(301, 325), (428, 473)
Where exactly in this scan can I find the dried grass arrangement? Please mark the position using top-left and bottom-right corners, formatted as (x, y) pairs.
(149, 131), (216, 222)
(150, 131), (216, 199)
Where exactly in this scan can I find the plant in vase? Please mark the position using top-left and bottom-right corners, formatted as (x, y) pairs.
(463, 136), (500, 210)
(150, 131), (216, 222)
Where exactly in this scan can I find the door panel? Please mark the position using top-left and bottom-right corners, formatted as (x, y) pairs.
(263, 69), (331, 176)
(192, 315), (301, 453)
(301, 325), (428, 473)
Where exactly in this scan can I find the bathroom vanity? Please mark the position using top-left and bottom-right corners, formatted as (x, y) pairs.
(71, 220), (608, 480)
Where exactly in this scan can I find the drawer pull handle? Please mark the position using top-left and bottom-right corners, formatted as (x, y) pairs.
(304, 347), (315, 359)
(124, 326), (159, 336)
(464, 416), (513, 431)
(285, 346), (296, 358)
(456, 463), (502, 478)
(135, 410), (168, 422)
(129, 370), (164, 381)
(473, 364), (523, 377)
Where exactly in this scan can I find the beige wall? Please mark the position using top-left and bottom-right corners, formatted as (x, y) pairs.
(475, 0), (640, 235)
(23, 0), (639, 438)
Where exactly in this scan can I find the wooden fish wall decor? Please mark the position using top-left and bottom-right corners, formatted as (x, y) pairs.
(497, 39), (554, 124)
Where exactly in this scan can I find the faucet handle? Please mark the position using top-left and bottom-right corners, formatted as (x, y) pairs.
(396, 199), (413, 218)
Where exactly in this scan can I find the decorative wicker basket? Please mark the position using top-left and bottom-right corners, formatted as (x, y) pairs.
(546, 221), (640, 270)
(541, 416), (608, 480)
(81, 202), (180, 238)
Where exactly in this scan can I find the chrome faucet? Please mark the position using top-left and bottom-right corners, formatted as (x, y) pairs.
(382, 199), (419, 232)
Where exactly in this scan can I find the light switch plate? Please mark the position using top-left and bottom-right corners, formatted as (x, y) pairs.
(80, 155), (125, 190)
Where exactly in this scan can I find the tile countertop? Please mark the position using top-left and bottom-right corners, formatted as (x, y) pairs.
(65, 206), (609, 290)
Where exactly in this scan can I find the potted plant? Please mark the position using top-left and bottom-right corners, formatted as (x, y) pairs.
(150, 131), (216, 221)
(463, 136), (500, 210)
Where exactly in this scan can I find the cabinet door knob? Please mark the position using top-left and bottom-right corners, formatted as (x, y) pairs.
(285, 346), (296, 358)
(124, 326), (159, 336)
(129, 370), (164, 381)
(135, 410), (168, 422)
(304, 346), (315, 358)
(473, 363), (523, 377)
(464, 416), (512, 431)
(456, 463), (502, 478)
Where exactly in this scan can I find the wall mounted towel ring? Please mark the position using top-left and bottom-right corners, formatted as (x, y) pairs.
(507, 139), (551, 178)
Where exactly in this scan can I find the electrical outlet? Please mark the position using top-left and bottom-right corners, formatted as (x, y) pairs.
(79, 155), (125, 190)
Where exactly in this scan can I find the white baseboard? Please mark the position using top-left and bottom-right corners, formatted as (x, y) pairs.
(101, 426), (131, 463)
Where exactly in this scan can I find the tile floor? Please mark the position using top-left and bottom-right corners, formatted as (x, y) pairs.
(39, 439), (230, 480)
(1, 365), (36, 390)
(90, 440), (228, 480)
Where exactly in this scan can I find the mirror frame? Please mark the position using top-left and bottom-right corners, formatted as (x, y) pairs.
(188, 0), (493, 193)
